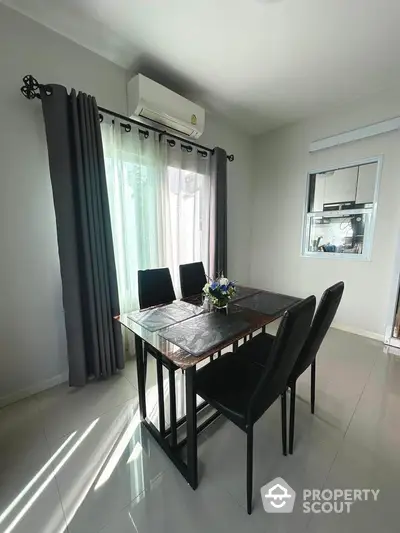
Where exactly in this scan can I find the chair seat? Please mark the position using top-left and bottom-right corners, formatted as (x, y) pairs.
(196, 352), (265, 429)
(237, 332), (275, 367)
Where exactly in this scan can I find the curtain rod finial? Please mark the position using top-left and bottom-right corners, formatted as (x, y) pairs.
(227, 154), (234, 162)
(20, 75), (41, 100)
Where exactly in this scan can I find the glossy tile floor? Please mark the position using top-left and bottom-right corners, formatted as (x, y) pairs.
(1, 328), (399, 533)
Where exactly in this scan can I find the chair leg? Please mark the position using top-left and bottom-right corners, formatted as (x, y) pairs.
(246, 426), (254, 515)
(311, 359), (316, 414)
(281, 391), (287, 456)
(289, 383), (296, 455)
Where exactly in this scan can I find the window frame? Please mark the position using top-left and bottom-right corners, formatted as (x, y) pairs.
(301, 156), (382, 261)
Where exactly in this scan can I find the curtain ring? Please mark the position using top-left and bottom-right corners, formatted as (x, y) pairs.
(181, 144), (193, 153)
(167, 139), (176, 148)
(139, 129), (149, 139)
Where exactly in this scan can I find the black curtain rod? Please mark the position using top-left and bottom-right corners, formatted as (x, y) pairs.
(20, 75), (234, 162)
(110, 118), (209, 158)
(98, 107), (234, 160)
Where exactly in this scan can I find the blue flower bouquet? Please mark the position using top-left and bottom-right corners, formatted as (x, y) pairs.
(203, 275), (237, 309)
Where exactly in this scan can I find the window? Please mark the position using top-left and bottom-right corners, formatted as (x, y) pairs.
(302, 158), (381, 260)
(101, 119), (213, 312)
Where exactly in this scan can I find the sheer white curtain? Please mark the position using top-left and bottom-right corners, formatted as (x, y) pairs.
(161, 140), (212, 292)
(101, 120), (212, 312)
(101, 119), (165, 312)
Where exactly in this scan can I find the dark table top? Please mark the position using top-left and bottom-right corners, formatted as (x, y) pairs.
(116, 286), (301, 370)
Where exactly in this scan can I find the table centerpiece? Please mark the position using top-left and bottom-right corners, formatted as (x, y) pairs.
(203, 275), (237, 310)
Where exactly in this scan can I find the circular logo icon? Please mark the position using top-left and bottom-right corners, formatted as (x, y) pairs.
(191, 114), (197, 125)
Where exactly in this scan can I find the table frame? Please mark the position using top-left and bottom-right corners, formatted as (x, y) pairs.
(134, 334), (240, 488)
(119, 288), (300, 489)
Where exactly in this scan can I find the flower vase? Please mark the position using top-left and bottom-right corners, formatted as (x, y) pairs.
(202, 275), (236, 316)
(213, 303), (228, 314)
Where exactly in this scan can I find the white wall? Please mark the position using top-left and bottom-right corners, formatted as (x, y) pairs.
(0, 4), (253, 405)
(250, 89), (400, 338)
(0, 4), (128, 406)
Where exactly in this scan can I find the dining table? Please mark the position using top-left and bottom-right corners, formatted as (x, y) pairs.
(115, 286), (301, 490)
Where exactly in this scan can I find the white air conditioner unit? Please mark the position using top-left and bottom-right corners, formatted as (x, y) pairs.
(127, 74), (205, 139)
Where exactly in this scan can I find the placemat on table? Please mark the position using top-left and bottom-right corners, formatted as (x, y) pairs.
(235, 291), (301, 317)
(230, 286), (262, 303)
(128, 301), (204, 332)
(159, 312), (250, 356)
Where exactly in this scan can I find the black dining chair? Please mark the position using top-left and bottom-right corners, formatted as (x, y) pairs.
(195, 295), (316, 514)
(287, 281), (344, 453)
(234, 282), (344, 455)
(138, 268), (177, 442)
(138, 267), (176, 310)
(179, 261), (224, 360)
(179, 261), (207, 298)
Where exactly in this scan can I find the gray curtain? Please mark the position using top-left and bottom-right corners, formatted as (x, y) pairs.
(211, 147), (228, 276)
(40, 84), (124, 386)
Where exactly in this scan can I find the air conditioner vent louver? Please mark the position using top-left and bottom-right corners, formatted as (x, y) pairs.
(138, 107), (196, 137)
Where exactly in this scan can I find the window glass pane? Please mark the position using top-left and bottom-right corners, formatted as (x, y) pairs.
(323, 167), (358, 206)
(307, 213), (370, 254)
(314, 173), (325, 211)
(309, 167), (360, 212)
(356, 162), (377, 204)
(308, 163), (378, 213)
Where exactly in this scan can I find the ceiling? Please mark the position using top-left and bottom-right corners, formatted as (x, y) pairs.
(4, 0), (400, 134)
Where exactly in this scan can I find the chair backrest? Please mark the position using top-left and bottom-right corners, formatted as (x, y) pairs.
(288, 281), (344, 384)
(179, 262), (207, 298)
(249, 295), (316, 424)
(137, 268), (176, 310)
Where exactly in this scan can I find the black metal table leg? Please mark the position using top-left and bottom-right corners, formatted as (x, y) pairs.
(156, 356), (166, 437)
(143, 418), (188, 479)
(135, 334), (147, 420)
(164, 399), (208, 439)
(143, 343), (148, 384)
(185, 366), (198, 489)
(169, 366), (178, 447)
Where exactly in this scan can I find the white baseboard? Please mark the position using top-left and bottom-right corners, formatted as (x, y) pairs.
(0, 371), (69, 409)
(332, 323), (384, 342)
